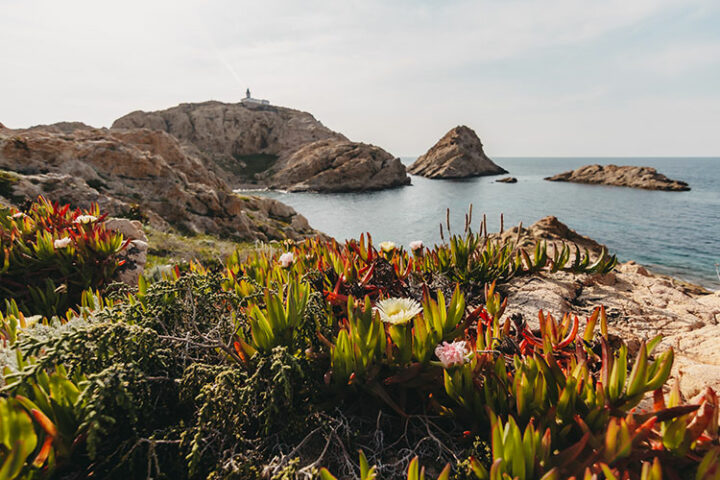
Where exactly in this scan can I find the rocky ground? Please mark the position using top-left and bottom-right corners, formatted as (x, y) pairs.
(113, 101), (410, 192)
(408, 125), (507, 179)
(545, 164), (690, 191)
(498, 216), (720, 400)
(0, 123), (315, 241)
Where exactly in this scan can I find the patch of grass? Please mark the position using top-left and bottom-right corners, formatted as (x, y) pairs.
(144, 227), (254, 269)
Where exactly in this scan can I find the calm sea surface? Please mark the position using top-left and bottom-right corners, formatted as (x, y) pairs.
(247, 157), (720, 289)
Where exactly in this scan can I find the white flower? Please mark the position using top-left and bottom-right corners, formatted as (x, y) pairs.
(53, 237), (72, 249)
(74, 215), (97, 224)
(23, 315), (43, 328)
(10, 212), (25, 219)
(374, 297), (422, 325)
(278, 252), (294, 268)
(435, 340), (471, 368)
(409, 240), (424, 252)
(379, 241), (396, 253)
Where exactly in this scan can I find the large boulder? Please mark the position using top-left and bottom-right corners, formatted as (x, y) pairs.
(0, 124), (316, 242)
(408, 125), (507, 179)
(267, 139), (411, 192)
(545, 164), (690, 191)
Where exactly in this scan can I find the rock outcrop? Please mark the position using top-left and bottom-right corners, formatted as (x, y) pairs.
(112, 101), (411, 192)
(496, 177), (517, 183)
(105, 218), (148, 286)
(267, 139), (410, 192)
(408, 126), (507, 179)
(545, 164), (690, 191)
(499, 216), (720, 399)
(0, 125), (316, 242)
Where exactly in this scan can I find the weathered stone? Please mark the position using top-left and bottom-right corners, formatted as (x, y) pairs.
(112, 101), (411, 192)
(545, 164), (690, 191)
(268, 139), (410, 192)
(499, 216), (720, 399)
(0, 125), (318, 242)
(496, 177), (517, 183)
(408, 125), (507, 179)
(105, 218), (148, 286)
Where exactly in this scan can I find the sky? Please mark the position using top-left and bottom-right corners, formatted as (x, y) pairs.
(1, 0), (719, 157)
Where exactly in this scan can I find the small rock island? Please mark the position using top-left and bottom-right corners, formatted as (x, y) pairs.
(545, 164), (690, 191)
(408, 125), (507, 179)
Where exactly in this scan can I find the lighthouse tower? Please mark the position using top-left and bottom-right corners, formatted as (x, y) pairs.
(241, 88), (270, 105)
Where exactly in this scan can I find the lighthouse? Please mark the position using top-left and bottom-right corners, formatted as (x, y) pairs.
(241, 88), (270, 105)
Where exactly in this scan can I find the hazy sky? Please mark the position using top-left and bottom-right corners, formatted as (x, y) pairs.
(2, 0), (719, 156)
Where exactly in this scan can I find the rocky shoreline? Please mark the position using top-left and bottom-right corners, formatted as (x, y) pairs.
(499, 216), (720, 399)
(545, 163), (691, 191)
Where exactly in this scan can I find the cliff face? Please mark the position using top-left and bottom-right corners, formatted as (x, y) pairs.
(408, 125), (507, 179)
(0, 125), (315, 241)
(112, 101), (411, 192)
(545, 164), (690, 191)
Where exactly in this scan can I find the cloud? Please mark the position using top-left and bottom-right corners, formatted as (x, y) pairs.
(0, 0), (718, 155)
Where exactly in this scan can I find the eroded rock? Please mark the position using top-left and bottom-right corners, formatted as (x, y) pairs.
(499, 216), (720, 399)
(112, 101), (411, 192)
(545, 164), (690, 191)
(267, 139), (411, 192)
(408, 125), (507, 179)
(0, 125), (317, 242)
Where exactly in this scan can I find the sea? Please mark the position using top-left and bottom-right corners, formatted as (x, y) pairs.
(245, 157), (720, 290)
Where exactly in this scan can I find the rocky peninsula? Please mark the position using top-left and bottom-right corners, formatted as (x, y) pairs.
(0, 122), (315, 241)
(112, 101), (410, 192)
(545, 164), (690, 191)
(408, 125), (507, 179)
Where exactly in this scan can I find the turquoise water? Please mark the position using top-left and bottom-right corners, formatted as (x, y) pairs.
(249, 157), (720, 289)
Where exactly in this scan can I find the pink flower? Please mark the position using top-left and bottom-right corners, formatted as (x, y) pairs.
(278, 252), (294, 268)
(434, 340), (470, 368)
(11, 212), (25, 219)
